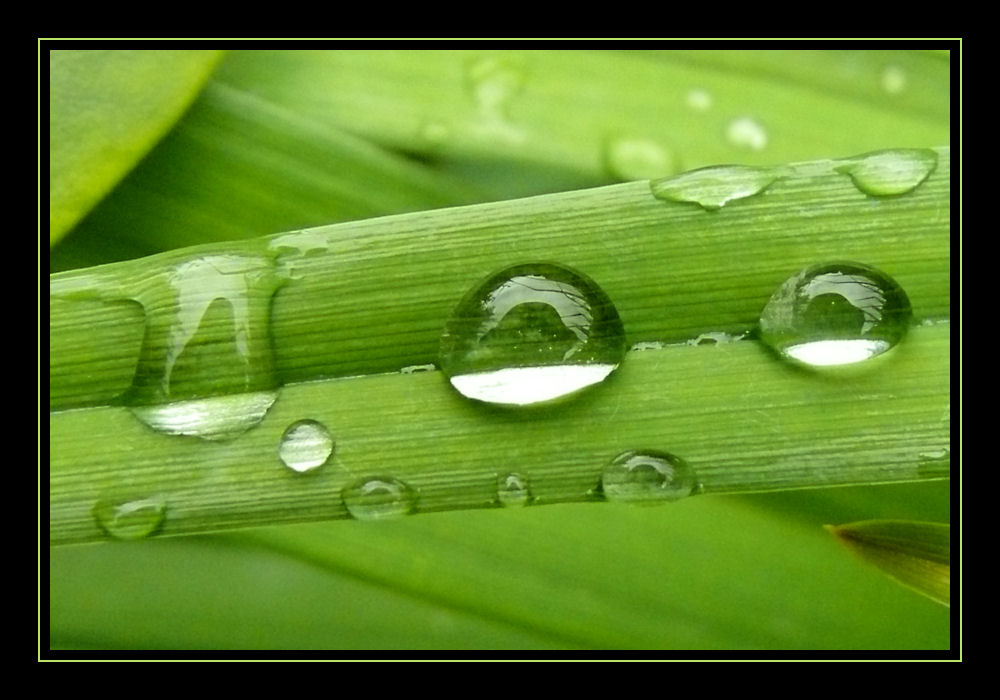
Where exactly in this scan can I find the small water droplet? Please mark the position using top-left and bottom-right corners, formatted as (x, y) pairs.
(497, 472), (533, 506)
(439, 263), (627, 406)
(401, 363), (436, 374)
(881, 65), (908, 95)
(604, 137), (679, 181)
(687, 330), (747, 346)
(758, 262), (913, 367)
(279, 419), (334, 473)
(918, 448), (950, 479)
(631, 340), (666, 352)
(726, 116), (768, 151)
(93, 495), (167, 540)
(835, 149), (938, 197)
(601, 450), (698, 504)
(650, 165), (779, 211)
(419, 121), (451, 147)
(465, 57), (527, 143)
(686, 88), (712, 111)
(342, 477), (417, 520)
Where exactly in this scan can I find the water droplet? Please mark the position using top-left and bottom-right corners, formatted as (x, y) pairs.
(604, 137), (678, 181)
(726, 116), (768, 151)
(465, 57), (527, 143)
(631, 340), (666, 352)
(650, 165), (779, 211)
(93, 495), (167, 540)
(342, 477), (418, 520)
(881, 65), (908, 95)
(601, 450), (698, 504)
(125, 254), (284, 440)
(687, 331), (747, 346)
(439, 263), (627, 406)
(686, 88), (712, 111)
(279, 419), (334, 473)
(497, 472), (533, 506)
(918, 448), (950, 479)
(130, 391), (278, 441)
(758, 262), (913, 367)
(401, 363), (436, 374)
(835, 149), (938, 197)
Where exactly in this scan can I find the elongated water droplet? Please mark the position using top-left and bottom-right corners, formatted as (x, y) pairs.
(93, 495), (167, 540)
(601, 450), (698, 504)
(759, 262), (913, 367)
(125, 254), (284, 440)
(465, 57), (527, 143)
(604, 137), (678, 180)
(835, 149), (938, 197)
(342, 477), (417, 520)
(279, 419), (334, 473)
(439, 263), (627, 406)
(497, 472), (532, 506)
(651, 165), (779, 210)
(726, 116), (768, 151)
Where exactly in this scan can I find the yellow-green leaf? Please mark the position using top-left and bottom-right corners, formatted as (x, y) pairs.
(49, 49), (224, 244)
(828, 520), (950, 607)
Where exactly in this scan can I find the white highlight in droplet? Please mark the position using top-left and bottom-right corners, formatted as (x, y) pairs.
(784, 339), (892, 367)
(449, 365), (617, 406)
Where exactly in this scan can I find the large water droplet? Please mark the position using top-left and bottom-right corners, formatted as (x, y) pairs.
(279, 419), (334, 473)
(497, 472), (533, 507)
(125, 254), (284, 440)
(604, 137), (678, 180)
(93, 495), (167, 540)
(835, 149), (938, 197)
(342, 477), (417, 520)
(650, 165), (779, 211)
(439, 263), (627, 406)
(601, 450), (698, 504)
(758, 262), (913, 367)
(726, 116), (768, 151)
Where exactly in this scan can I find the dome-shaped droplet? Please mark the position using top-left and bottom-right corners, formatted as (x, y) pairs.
(759, 262), (913, 367)
(650, 165), (779, 211)
(835, 149), (937, 197)
(279, 419), (334, 473)
(439, 263), (627, 406)
(93, 495), (167, 540)
(342, 477), (417, 520)
(497, 472), (533, 507)
(601, 450), (697, 504)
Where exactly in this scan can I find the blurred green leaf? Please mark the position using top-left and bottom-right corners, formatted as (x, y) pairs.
(49, 49), (224, 245)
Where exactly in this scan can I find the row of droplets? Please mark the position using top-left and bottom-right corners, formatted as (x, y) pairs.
(462, 56), (913, 182)
(95, 251), (913, 539)
(90, 146), (935, 540)
(94, 434), (695, 540)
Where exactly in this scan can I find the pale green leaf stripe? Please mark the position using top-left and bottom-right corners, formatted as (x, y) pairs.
(49, 148), (950, 410)
(49, 50), (225, 244)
